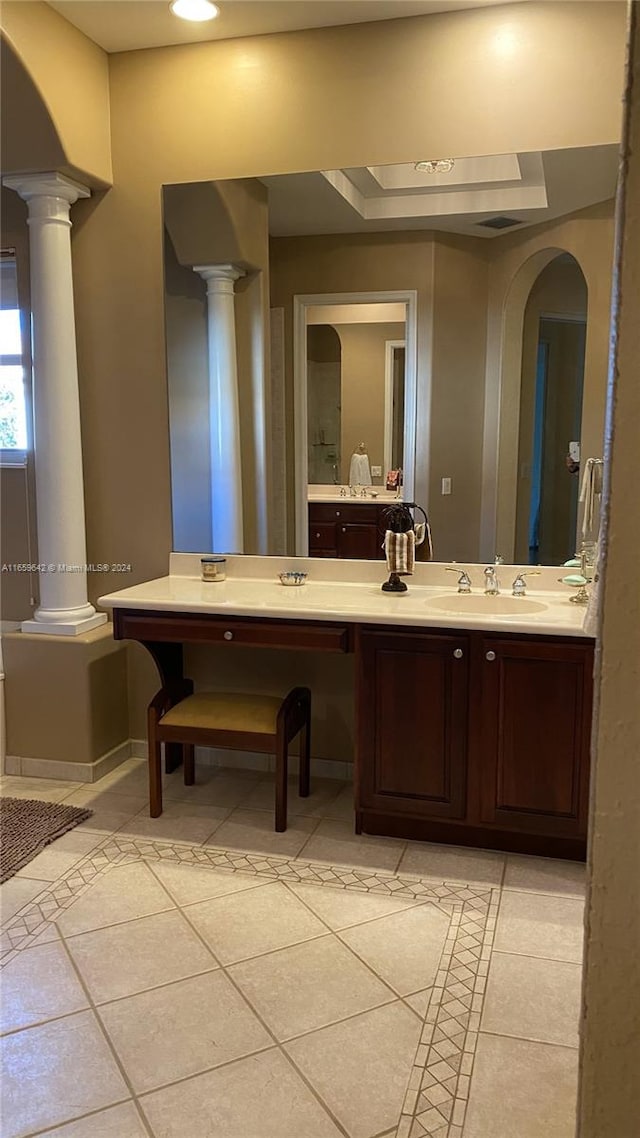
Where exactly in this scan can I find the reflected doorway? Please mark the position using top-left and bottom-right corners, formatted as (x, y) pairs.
(514, 254), (588, 565)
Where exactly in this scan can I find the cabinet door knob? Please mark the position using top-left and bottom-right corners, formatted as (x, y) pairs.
(486, 650), (496, 661)
(336, 510), (341, 517)
(315, 532), (321, 538)
(342, 527), (346, 533)
(453, 648), (463, 659)
(223, 631), (234, 641)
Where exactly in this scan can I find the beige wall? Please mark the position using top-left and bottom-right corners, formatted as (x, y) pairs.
(0, 1), (111, 185)
(579, 7), (640, 1134)
(430, 236), (489, 562)
(334, 321), (405, 485)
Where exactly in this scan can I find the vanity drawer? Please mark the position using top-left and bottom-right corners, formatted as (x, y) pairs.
(114, 609), (351, 653)
(309, 503), (378, 525)
(309, 522), (337, 550)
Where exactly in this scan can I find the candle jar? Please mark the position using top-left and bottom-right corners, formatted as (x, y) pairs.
(201, 556), (227, 582)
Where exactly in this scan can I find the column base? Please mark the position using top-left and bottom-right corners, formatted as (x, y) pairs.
(21, 612), (108, 637)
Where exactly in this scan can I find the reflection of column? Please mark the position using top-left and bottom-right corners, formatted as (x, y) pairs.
(194, 263), (245, 553)
(3, 172), (106, 635)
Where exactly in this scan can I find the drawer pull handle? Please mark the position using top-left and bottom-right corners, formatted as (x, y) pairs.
(486, 650), (496, 661)
(223, 631), (234, 641)
(453, 648), (463, 659)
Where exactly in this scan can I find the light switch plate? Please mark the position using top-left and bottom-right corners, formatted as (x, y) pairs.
(441, 477), (452, 495)
(371, 465), (382, 477)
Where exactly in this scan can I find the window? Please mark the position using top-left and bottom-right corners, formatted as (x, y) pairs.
(0, 252), (29, 460)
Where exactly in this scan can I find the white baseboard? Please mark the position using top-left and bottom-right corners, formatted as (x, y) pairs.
(130, 739), (352, 782)
(5, 739), (133, 783)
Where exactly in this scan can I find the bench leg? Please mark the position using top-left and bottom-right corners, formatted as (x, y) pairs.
(275, 725), (288, 833)
(299, 712), (311, 799)
(183, 744), (195, 786)
(149, 736), (163, 818)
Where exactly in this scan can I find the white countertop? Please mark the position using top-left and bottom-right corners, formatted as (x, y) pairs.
(99, 555), (591, 639)
(308, 484), (400, 504)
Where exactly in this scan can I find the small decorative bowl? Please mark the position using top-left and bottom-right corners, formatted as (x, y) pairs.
(278, 571), (308, 586)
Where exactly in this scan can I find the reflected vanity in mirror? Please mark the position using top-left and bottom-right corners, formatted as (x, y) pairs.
(162, 143), (617, 566)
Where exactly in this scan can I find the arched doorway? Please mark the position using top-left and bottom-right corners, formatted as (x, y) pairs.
(515, 253), (588, 564)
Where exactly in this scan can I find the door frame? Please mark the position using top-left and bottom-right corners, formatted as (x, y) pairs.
(293, 290), (419, 556)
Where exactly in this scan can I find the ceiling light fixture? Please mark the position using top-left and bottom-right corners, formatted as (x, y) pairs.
(415, 159), (455, 174)
(170, 0), (219, 22)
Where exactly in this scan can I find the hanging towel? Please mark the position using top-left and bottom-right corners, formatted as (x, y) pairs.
(349, 452), (372, 486)
(384, 530), (415, 575)
(579, 458), (603, 541)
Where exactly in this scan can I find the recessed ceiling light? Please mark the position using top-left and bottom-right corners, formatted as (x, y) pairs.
(415, 159), (455, 174)
(170, 0), (219, 22)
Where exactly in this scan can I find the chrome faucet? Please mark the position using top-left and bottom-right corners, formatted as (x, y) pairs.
(484, 565), (500, 595)
(512, 569), (541, 597)
(446, 567), (472, 594)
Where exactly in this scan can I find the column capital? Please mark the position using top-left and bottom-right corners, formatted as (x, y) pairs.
(194, 263), (246, 293)
(3, 171), (90, 206)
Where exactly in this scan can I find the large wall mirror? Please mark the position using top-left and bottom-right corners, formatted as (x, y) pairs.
(162, 144), (617, 566)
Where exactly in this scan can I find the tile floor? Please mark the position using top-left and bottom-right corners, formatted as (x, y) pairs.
(0, 760), (586, 1138)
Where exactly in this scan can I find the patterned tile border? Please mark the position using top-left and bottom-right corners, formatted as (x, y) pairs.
(1, 832), (498, 1137)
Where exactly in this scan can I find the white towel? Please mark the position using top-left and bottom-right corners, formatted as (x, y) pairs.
(349, 452), (372, 487)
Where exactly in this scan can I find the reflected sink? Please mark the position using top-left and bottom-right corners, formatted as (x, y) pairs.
(425, 593), (548, 616)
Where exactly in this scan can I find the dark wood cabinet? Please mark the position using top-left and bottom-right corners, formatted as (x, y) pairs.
(477, 636), (592, 839)
(308, 502), (385, 560)
(358, 628), (469, 820)
(356, 626), (594, 859)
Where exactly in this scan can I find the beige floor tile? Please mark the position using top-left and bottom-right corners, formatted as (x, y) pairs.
(118, 800), (230, 844)
(405, 988), (432, 1017)
(14, 830), (105, 882)
(65, 908), (216, 1003)
(187, 880), (326, 964)
(288, 881), (424, 930)
(205, 808), (320, 857)
(482, 952), (581, 1047)
(37, 1102), (149, 1137)
(463, 1033), (578, 1138)
(398, 842), (504, 886)
(93, 759), (151, 798)
(150, 860), (270, 906)
(140, 1048), (343, 1138)
(340, 904), (450, 996)
(163, 771), (260, 808)
(240, 777), (346, 817)
(229, 933), (394, 1040)
(65, 788), (148, 816)
(299, 820), (405, 873)
(0, 876), (47, 924)
(0, 1009), (129, 1138)
(100, 970), (271, 1093)
(57, 862), (174, 937)
(321, 784), (356, 821)
(494, 891), (584, 963)
(0, 777), (80, 803)
(504, 854), (587, 898)
(0, 941), (88, 1034)
(285, 1001), (422, 1138)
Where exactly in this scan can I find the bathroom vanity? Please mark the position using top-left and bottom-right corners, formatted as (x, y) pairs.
(307, 488), (402, 560)
(100, 555), (594, 860)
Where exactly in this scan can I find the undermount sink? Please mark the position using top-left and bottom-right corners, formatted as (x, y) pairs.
(425, 593), (548, 616)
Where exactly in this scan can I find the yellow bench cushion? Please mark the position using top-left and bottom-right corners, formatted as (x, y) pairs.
(159, 692), (283, 735)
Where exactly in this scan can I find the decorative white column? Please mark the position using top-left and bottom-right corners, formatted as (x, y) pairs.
(3, 172), (106, 635)
(194, 263), (245, 553)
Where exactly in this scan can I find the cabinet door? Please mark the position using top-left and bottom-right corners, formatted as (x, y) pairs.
(309, 522), (337, 555)
(338, 523), (380, 560)
(358, 629), (469, 819)
(478, 637), (593, 837)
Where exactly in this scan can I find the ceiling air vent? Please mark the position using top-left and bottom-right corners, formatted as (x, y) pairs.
(477, 216), (524, 230)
